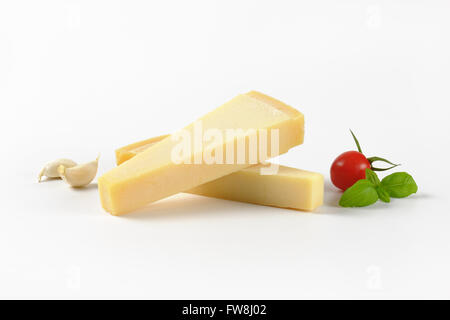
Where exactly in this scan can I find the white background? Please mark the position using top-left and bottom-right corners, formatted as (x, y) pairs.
(1, 0), (449, 299)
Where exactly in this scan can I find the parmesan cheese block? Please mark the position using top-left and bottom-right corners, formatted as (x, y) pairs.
(117, 136), (323, 211)
(99, 91), (304, 215)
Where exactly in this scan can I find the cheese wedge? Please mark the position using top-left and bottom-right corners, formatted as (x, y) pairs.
(117, 135), (324, 211)
(99, 91), (304, 215)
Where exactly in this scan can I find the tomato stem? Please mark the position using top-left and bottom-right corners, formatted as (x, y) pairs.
(350, 130), (400, 172)
(350, 129), (363, 153)
(371, 165), (399, 172)
(367, 156), (401, 171)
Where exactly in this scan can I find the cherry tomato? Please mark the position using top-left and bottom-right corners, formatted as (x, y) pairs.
(330, 151), (371, 191)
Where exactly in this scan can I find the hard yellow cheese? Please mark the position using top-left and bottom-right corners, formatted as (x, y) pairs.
(99, 91), (304, 215)
(117, 136), (324, 211)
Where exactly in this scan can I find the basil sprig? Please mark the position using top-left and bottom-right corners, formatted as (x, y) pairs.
(339, 169), (418, 207)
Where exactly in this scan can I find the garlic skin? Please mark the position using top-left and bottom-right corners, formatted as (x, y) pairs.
(38, 159), (77, 182)
(57, 156), (99, 188)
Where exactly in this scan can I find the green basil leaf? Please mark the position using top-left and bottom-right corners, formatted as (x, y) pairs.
(376, 186), (390, 203)
(339, 179), (379, 207)
(380, 172), (418, 198)
(365, 168), (380, 186)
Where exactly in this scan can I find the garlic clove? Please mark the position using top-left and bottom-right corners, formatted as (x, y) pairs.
(57, 155), (100, 188)
(38, 159), (78, 182)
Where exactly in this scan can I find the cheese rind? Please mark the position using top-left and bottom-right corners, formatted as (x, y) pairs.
(99, 91), (304, 215)
(116, 136), (323, 211)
